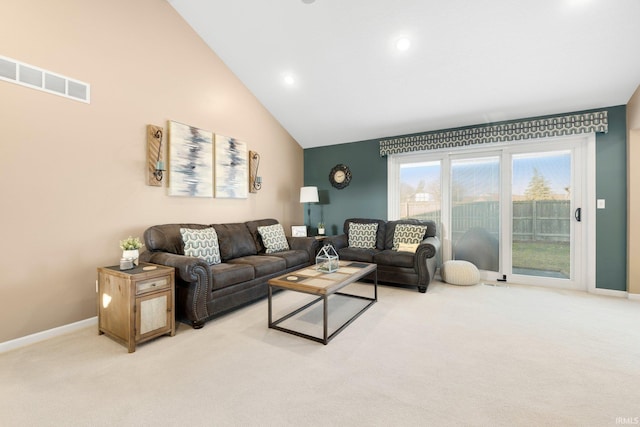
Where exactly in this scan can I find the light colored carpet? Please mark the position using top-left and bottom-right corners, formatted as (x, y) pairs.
(1, 280), (640, 427)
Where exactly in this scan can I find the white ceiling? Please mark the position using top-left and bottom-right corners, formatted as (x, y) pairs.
(168, 0), (640, 149)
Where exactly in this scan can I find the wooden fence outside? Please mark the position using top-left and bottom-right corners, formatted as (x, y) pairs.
(402, 200), (570, 242)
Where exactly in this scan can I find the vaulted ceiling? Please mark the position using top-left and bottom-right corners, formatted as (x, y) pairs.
(168, 0), (640, 148)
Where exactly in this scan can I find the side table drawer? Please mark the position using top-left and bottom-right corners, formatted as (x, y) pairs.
(136, 276), (170, 294)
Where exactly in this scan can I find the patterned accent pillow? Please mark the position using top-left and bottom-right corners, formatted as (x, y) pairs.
(180, 227), (221, 265)
(348, 222), (379, 249)
(393, 224), (427, 250)
(257, 223), (290, 254)
(397, 242), (419, 253)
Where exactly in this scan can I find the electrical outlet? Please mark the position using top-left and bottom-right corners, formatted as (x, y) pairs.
(597, 199), (606, 209)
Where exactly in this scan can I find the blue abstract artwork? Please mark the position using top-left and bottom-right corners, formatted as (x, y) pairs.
(168, 121), (213, 197)
(215, 134), (248, 199)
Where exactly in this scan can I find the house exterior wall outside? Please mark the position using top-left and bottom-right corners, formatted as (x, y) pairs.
(626, 85), (640, 295)
(0, 0), (302, 343)
(305, 106), (628, 292)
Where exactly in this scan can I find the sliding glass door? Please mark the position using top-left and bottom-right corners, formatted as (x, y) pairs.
(511, 151), (572, 279)
(389, 135), (592, 290)
(506, 141), (586, 289)
(450, 156), (500, 272)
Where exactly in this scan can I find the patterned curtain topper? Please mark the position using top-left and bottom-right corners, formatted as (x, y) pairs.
(379, 111), (608, 156)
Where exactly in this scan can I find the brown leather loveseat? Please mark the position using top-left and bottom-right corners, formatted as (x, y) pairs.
(324, 218), (440, 293)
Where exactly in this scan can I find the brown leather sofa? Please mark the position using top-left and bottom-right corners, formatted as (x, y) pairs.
(324, 218), (440, 293)
(141, 219), (319, 329)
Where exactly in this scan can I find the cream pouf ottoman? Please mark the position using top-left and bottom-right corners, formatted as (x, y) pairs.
(441, 260), (480, 286)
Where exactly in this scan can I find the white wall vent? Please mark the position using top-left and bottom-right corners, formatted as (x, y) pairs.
(0, 55), (90, 103)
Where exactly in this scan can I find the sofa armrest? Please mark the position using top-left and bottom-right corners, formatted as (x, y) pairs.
(287, 236), (321, 264)
(142, 251), (212, 324)
(415, 236), (440, 260)
(323, 234), (348, 250)
(414, 236), (441, 290)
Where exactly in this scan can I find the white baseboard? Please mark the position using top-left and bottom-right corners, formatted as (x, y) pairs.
(590, 287), (628, 298)
(628, 293), (640, 301)
(0, 317), (97, 354)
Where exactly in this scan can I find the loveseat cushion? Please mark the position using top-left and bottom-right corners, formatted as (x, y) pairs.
(213, 223), (257, 261)
(348, 222), (379, 249)
(337, 247), (380, 263)
(374, 249), (415, 269)
(180, 227), (221, 265)
(210, 262), (255, 291)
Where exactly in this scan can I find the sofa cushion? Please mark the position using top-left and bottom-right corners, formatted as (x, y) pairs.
(266, 250), (309, 268)
(245, 218), (279, 253)
(348, 222), (379, 249)
(392, 224), (427, 250)
(338, 247), (379, 263)
(374, 249), (415, 268)
(213, 223), (257, 261)
(210, 262), (255, 291)
(229, 255), (287, 277)
(257, 223), (290, 254)
(180, 227), (221, 265)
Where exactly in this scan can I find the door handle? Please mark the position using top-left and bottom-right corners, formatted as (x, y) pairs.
(574, 207), (581, 222)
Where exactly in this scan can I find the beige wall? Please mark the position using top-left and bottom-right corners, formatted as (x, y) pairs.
(627, 85), (640, 294)
(0, 0), (303, 342)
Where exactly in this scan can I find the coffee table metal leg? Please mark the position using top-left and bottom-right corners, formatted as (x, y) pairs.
(268, 265), (378, 345)
(323, 295), (328, 344)
(268, 285), (273, 326)
(374, 270), (378, 301)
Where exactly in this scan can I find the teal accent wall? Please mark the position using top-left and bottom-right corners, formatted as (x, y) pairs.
(305, 140), (388, 236)
(304, 105), (627, 292)
(595, 105), (627, 291)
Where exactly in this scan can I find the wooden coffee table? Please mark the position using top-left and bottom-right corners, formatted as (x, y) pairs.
(268, 260), (377, 344)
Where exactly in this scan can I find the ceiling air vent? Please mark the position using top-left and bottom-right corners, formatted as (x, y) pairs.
(0, 55), (90, 103)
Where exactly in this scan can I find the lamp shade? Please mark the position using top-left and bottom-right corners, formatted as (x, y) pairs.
(299, 186), (319, 203)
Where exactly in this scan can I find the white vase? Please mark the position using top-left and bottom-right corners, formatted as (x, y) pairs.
(318, 228), (325, 235)
(122, 249), (139, 266)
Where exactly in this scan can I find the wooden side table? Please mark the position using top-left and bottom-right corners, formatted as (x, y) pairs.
(97, 263), (175, 352)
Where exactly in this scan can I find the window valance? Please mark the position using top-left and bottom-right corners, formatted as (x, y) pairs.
(379, 111), (608, 156)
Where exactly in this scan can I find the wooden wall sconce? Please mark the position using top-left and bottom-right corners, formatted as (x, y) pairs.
(146, 124), (165, 186)
(249, 151), (261, 193)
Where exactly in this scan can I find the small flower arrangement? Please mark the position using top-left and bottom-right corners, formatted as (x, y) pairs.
(119, 236), (144, 251)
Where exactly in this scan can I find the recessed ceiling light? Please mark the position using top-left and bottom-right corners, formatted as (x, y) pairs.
(284, 74), (295, 85)
(396, 37), (411, 51)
